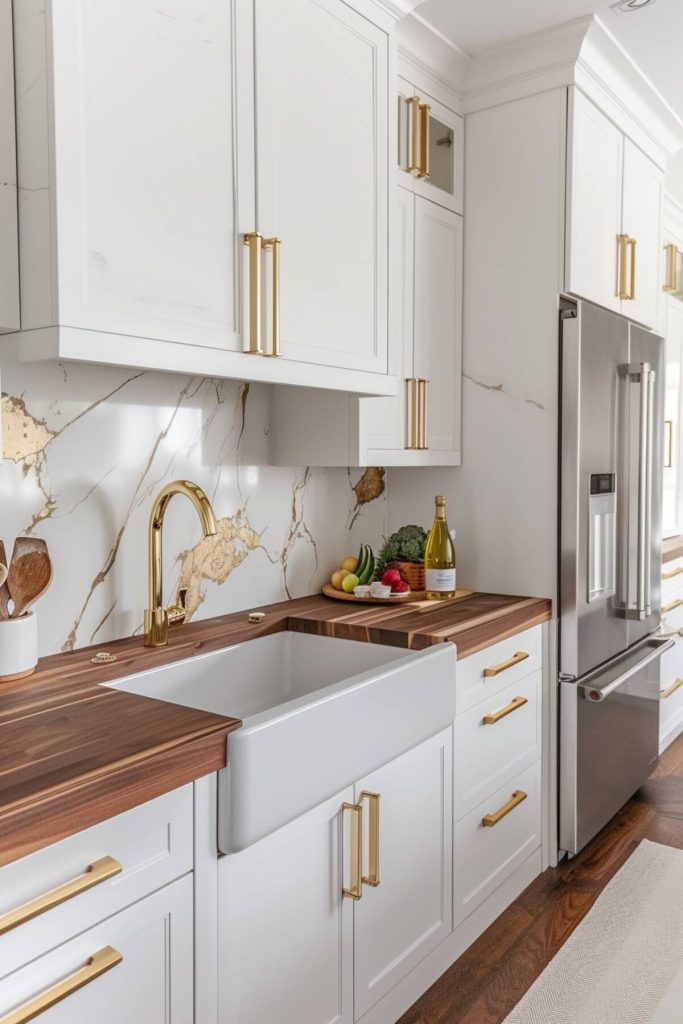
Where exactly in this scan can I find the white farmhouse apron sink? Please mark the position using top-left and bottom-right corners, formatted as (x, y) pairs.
(104, 631), (456, 851)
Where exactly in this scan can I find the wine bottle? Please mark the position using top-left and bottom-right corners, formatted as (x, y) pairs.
(424, 495), (456, 600)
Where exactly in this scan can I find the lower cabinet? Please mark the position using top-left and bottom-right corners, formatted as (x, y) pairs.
(0, 875), (193, 1023)
(218, 728), (453, 1024)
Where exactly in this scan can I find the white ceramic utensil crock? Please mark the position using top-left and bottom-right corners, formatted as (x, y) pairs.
(0, 612), (38, 681)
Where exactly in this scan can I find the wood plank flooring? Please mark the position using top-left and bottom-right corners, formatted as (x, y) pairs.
(399, 732), (683, 1024)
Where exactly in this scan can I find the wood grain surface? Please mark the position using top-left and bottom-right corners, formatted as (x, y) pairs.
(663, 534), (683, 563)
(0, 590), (551, 866)
(398, 733), (683, 1024)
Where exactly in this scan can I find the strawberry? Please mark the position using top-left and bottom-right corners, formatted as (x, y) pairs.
(393, 580), (410, 593)
(382, 568), (402, 588)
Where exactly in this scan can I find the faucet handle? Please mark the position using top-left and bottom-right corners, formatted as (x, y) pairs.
(167, 587), (188, 627)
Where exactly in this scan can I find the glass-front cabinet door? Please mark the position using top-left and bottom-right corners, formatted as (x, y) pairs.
(397, 78), (463, 215)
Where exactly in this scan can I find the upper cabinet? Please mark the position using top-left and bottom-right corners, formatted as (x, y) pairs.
(8, 0), (395, 396)
(0, 0), (19, 333)
(566, 88), (663, 330)
(397, 78), (464, 215)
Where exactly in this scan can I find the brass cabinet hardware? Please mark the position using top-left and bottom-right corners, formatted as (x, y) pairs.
(617, 234), (636, 300)
(662, 597), (683, 613)
(360, 791), (380, 888)
(482, 695), (528, 726)
(406, 96), (421, 176)
(664, 243), (679, 293)
(405, 379), (428, 450)
(665, 419), (674, 469)
(342, 802), (363, 900)
(243, 232), (264, 354)
(418, 103), (431, 178)
(483, 650), (529, 678)
(0, 946), (123, 1024)
(661, 677), (683, 700)
(417, 379), (428, 449)
(0, 857), (122, 937)
(263, 237), (281, 357)
(662, 566), (683, 580)
(481, 790), (527, 828)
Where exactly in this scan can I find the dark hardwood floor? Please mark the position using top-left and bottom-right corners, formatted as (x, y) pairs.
(399, 732), (683, 1024)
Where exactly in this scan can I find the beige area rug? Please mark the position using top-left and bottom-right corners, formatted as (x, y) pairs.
(503, 840), (683, 1024)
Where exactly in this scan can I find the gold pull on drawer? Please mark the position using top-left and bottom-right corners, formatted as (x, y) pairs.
(662, 566), (683, 580)
(483, 695), (528, 725)
(0, 856), (122, 936)
(662, 598), (683, 614)
(0, 946), (123, 1024)
(342, 802), (363, 900)
(481, 790), (527, 828)
(483, 651), (529, 678)
(360, 791), (380, 888)
(660, 678), (683, 700)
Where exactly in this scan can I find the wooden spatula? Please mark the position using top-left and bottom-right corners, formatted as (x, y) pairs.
(0, 542), (11, 620)
(7, 537), (53, 618)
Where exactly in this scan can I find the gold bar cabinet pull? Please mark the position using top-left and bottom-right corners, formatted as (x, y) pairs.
(617, 234), (636, 300)
(342, 802), (363, 900)
(483, 650), (529, 678)
(662, 566), (683, 580)
(243, 231), (263, 354)
(660, 678), (683, 700)
(0, 856), (122, 937)
(406, 96), (421, 176)
(0, 946), (123, 1024)
(483, 695), (528, 726)
(482, 790), (527, 828)
(360, 791), (380, 888)
(664, 243), (679, 293)
(418, 103), (431, 178)
(662, 597), (683, 614)
(263, 237), (281, 357)
(406, 378), (419, 449)
(628, 236), (637, 300)
(417, 379), (428, 449)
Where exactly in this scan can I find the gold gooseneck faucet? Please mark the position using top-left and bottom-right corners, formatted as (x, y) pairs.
(144, 480), (218, 647)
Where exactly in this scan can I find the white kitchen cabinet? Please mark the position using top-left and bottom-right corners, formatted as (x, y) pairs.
(218, 788), (354, 1024)
(270, 191), (463, 466)
(566, 88), (663, 328)
(397, 77), (464, 215)
(0, 0), (19, 332)
(253, 0), (388, 376)
(663, 301), (683, 537)
(9, 0), (396, 395)
(353, 728), (453, 1020)
(0, 876), (193, 1024)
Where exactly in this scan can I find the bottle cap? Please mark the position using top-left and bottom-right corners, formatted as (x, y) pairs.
(435, 495), (446, 505)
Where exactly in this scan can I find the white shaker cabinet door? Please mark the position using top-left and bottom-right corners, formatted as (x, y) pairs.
(566, 88), (623, 314)
(0, 876), (193, 1024)
(47, 0), (254, 352)
(254, 0), (389, 374)
(413, 198), (463, 456)
(218, 788), (354, 1024)
(0, 0), (19, 332)
(622, 138), (663, 330)
(353, 729), (453, 1020)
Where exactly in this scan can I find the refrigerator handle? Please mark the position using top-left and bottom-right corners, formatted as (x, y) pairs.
(624, 362), (654, 621)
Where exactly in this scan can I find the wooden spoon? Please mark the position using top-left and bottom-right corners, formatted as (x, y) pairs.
(7, 537), (53, 618)
(0, 542), (10, 620)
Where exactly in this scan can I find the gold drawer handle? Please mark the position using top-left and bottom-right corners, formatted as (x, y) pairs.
(483, 651), (529, 678)
(360, 791), (380, 888)
(662, 598), (683, 613)
(0, 856), (122, 937)
(482, 790), (527, 828)
(342, 802), (363, 900)
(0, 946), (122, 1024)
(663, 566), (683, 580)
(661, 678), (683, 700)
(483, 695), (528, 725)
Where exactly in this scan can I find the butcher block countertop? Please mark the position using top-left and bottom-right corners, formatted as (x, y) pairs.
(0, 590), (550, 866)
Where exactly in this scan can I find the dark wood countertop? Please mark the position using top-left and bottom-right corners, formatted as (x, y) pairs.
(663, 535), (683, 563)
(0, 590), (551, 866)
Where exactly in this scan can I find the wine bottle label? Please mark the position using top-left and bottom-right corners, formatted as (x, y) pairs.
(426, 568), (456, 592)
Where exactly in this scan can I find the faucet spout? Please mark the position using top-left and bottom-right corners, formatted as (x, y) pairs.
(144, 480), (218, 647)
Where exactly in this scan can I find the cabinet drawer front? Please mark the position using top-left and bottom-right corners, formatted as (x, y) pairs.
(0, 875), (193, 1023)
(661, 557), (683, 603)
(454, 672), (541, 821)
(456, 625), (542, 713)
(0, 786), (192, 979)
(453, 761), (541, 927)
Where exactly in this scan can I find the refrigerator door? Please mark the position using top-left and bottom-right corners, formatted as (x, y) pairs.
(560, 635), (672, 856)
(560, 302), (630, 679)
(624, 323), (664, 647)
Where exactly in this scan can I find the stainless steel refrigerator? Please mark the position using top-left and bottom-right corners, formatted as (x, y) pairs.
(559, 298), (673, 856)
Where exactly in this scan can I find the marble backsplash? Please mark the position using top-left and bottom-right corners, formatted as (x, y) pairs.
(0, 344), (387, 656)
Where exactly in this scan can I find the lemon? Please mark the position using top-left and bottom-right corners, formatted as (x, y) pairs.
(340, 556), (359, 573)
(341, 573), (359, 593)
(331, 569), (349, 591)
